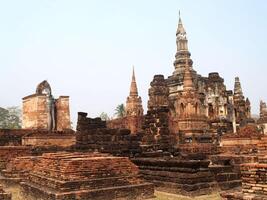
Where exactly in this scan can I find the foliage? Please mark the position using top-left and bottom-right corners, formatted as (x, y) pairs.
(99, 112), (110, 121)
(0, 106), (22, 129)
(114, 104), (126, 118)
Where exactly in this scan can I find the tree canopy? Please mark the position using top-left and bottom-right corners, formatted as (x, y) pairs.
(0, 106), (22, 129)
(114, 104), (126, 118)
(99, 112), (110, 121)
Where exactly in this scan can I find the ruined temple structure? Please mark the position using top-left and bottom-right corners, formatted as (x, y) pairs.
(258, 100), (267, 133)
(166, 14), (251, 135)
(22, 80), (71, 131)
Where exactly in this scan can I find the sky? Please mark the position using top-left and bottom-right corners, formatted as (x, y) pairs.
(1, 0), (267, 125)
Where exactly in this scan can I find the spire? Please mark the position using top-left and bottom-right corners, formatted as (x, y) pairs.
(234, 77), (243, 96)
(173, 11), (192, 76)
(177, 11), (186, 37)
(130, 66), (138, 96)
(183, 58), (194, 91)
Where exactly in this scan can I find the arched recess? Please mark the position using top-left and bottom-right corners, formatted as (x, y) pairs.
(36, 80), (52, 96)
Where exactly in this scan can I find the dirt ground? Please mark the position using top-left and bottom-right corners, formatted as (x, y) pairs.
(155, 191), (222, 200)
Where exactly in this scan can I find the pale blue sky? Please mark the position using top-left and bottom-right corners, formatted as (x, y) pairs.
(1, 0), (267, 124)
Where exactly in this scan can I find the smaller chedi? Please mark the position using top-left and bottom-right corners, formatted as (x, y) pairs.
(125, 67), (144, 117)
(22, 80), (71, 131)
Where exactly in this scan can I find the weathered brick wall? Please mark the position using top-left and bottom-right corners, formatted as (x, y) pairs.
(22, 134), (76, 147)
(0, 129), (30, 145)
(0, 129), (75, 147)
(76, 112), (142, 156)
(76, 112), (106, 131)
(142, 107), (175, 151)
(22, 94), (48, 129)
(56, 96), (71, 131)
(241, 160), (267, 196)
(22, 94), (71, 131)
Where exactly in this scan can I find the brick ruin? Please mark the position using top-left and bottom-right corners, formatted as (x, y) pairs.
(22, 80), (71, 131)
(76, 112), (142, 156)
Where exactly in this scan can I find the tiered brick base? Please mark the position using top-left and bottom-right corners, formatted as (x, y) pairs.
(221, 156), (267, 199)
(132, 157), (218, 196)
(20, 152), (154, 200)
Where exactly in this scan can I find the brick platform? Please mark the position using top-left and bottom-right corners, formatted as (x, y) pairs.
(132, 157), (218, 196)
(20, 152), (154, 200)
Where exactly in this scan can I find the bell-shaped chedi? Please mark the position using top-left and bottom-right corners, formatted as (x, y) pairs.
(22, 80), (71, 131)
(125, 67), (144, 117)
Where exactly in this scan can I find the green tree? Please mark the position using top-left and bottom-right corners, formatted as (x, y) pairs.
(99, 112), (110, 121)
(0, 106), (22, 129)
(114, 104), (126, 118)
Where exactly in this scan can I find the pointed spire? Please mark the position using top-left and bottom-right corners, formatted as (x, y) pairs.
(183, 58), (194, 91)
(130, 66), (138, 96)
(177, 11), (186, 36)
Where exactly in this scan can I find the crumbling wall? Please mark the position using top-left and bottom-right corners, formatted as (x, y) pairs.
(76, 112), (142, 156)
